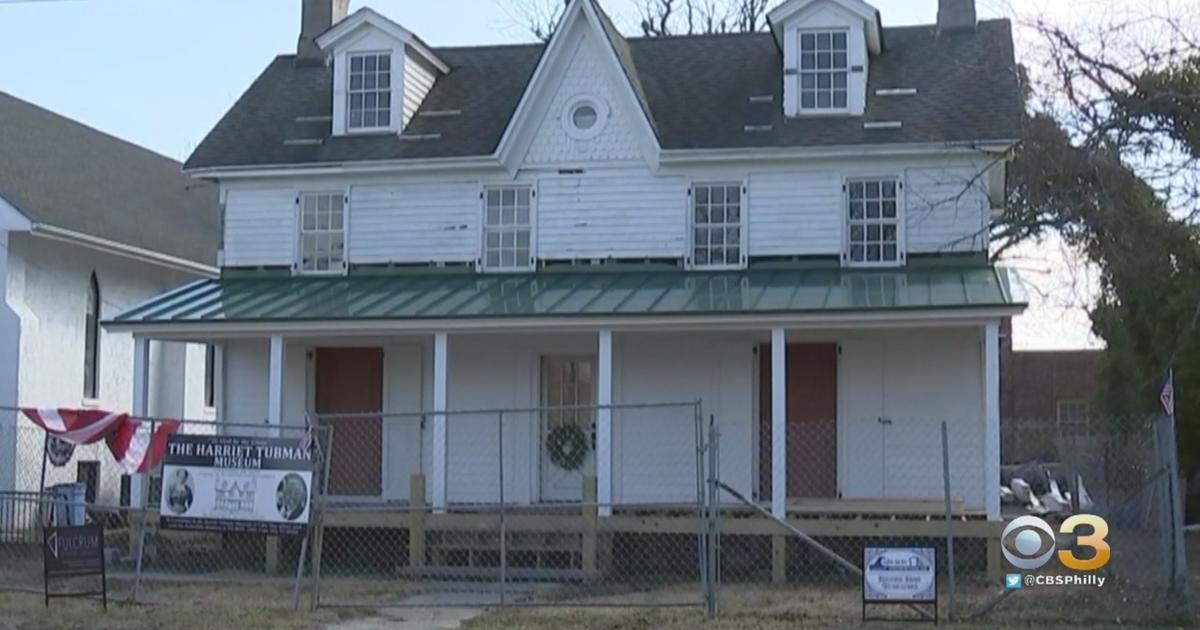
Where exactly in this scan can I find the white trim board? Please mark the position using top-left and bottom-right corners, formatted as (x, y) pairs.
(106, 306), (1027, 338)
(315, 7), (449, 74)
(29, 223), (217, 277)
(184, 141), (1017, 180)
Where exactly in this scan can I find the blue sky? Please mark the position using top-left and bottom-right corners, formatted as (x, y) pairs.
(0, 0), (1104, 349)
(0, 0), (1013, 161)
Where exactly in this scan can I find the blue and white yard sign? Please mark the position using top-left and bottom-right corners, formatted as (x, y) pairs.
(863, 547), (937, 603)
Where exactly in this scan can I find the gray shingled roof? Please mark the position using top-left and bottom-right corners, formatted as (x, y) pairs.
(184, 19), (1020, 171)
(0, 91), (220, 266)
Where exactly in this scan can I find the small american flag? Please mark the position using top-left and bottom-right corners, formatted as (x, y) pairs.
(1161, 369), (1176, 417)
(299, 425), (316, 455)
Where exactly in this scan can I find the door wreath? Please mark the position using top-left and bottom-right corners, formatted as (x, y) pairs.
(545, 423), (589, 471)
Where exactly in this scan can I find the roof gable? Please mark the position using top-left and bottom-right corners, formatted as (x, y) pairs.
(496, 0), (661, 173)
(768, 0), (882, 53)
(315, 7), (449, 74)
(522, 23), (652, 165)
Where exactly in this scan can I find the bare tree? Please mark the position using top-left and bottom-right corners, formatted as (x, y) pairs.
(504, 0), (566, 42)
(639, 0), (777, 36)
(505, 0), (777, 40)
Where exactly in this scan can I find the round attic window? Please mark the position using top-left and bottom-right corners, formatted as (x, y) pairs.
(572, 104), (598, 130)
(563, 96), (607, 140)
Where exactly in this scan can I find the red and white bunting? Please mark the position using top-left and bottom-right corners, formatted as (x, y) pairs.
(21, 408), (180, 474)
(106, 417), (180, 474)
(20, 408), (128, 444)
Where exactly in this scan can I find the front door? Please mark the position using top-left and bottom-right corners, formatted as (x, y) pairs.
(315, 347), (384, 497)
(540, 356), (596, 502)
(758, 343), (839, 501)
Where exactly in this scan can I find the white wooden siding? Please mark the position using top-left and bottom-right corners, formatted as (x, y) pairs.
(747, 170), (842, 256)
(222, 339), (268, 425)
(219, 157), (995, 269)
(837, 328), (986, 509)
(403, 51), (438, 128)
(383, 344), (423, 501)
(614, 333), (753, 504)
(223, 188), (296, 267)
(537, 169), (687, 260)
(905, 166), (989, 253)
(349, 182), (479, 265)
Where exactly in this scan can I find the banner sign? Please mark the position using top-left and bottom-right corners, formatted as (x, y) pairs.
(43, 524), (107, 608)
(159, 434), (314, 536)
(863, 547), (937, 603)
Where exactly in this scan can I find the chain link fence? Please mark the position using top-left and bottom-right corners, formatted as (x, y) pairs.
(311, 402), (707, 609)
(0, 406), (1191, 624)
(708, 411), (1190, 625)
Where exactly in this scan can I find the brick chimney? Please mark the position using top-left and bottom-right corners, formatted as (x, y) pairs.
(297, 0), (350, 63)
(937, 0), (976, 32)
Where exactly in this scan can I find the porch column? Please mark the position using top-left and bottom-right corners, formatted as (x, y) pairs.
(129, 335), (151, 508)
(984, 322), (1001, 520)
(597, 330), (613, 517)
(267, 335), (285, 435)
(431, 332), (448, 511)
(770, 328), (787, 519)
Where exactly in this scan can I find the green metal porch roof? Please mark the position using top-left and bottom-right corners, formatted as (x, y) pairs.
(109, 266), (1027, 326)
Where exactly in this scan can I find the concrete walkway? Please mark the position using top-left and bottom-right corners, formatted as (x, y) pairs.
(325, 608), (479, 630)
(322, 581), (561, 630)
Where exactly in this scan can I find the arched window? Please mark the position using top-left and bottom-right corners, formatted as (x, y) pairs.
(83, 273), (100, 399)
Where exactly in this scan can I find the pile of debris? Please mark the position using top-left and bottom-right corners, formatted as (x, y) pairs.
(1001, 463), (1093, 515)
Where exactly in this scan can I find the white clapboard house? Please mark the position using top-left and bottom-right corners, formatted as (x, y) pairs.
(107, 0), (1026, 522)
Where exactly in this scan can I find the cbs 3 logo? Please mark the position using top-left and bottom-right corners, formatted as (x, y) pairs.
(1001, 515), (1111, 571)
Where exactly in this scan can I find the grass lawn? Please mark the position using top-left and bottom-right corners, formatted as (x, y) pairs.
(0, 585), (375, 630)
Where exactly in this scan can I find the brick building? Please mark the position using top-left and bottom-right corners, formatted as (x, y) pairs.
(1000, 319), (1102, 463)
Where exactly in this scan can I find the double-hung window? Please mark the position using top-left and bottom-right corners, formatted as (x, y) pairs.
(298, 191), (346, 273)
(846, 178), (902, 266)
(483, 186), (533, 271)
(799, 30), (849, 111)
(348, 52), (392, 130)
(691, 183), (744, 268)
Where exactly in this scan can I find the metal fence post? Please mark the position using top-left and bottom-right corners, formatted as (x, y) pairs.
(940, 421), (956, 622)
(1162, 413), (1188, 596)
(311, 422), (334, 611)
(132, 418), (156, 604)
(693, 402), (708, 610)
(499, 410), (507, 607)
(707, 414), (720, 619)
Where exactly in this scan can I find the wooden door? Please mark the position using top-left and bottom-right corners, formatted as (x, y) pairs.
(315, 347), (384, 496)
(758, 343), (839, 501)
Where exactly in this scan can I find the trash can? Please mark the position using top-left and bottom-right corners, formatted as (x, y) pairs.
(50, 483), (87, 526)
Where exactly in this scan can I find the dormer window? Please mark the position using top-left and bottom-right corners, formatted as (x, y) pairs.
(347, 51), (392, 131)
(316, 8), (449, 137)
(770, 0), (882, 118)
(799, 31), (848, 111)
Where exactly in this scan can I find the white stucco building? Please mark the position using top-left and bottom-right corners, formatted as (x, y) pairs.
(0, 91), (219, 502)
